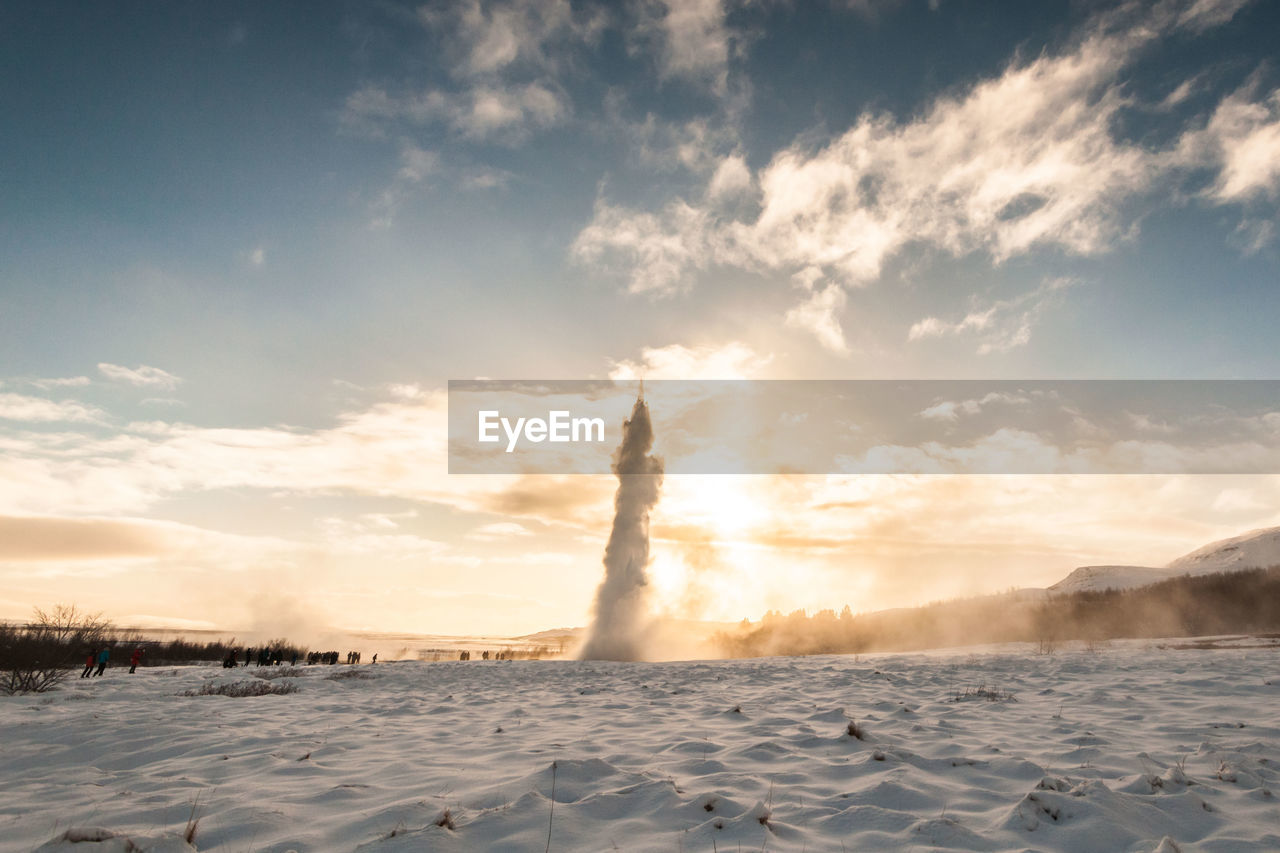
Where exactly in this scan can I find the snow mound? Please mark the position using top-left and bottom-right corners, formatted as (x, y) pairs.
(35, 828), (196, 853)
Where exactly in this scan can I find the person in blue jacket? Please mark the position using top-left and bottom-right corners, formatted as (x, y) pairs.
(93, 647), (109, 676)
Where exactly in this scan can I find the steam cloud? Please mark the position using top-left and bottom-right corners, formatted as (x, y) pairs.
(579, 389), (664, 660)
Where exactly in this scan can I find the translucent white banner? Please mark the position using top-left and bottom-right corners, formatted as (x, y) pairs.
(448, 380), (1280, 475)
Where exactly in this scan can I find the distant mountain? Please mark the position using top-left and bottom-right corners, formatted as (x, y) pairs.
(1166, 525), (1280, 574)
(1048, 565), (1175, 595)
(1047, 525), (1280, 595)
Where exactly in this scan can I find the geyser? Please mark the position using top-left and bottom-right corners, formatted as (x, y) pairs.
(579, 386), (664, 661)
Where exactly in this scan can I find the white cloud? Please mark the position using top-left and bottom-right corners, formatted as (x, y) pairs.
(644, 0), (731, 93)
(467, 521), (533, 541)
(98, 363), (183, 390)
(420, 0), (589, 78)
(626, 114), (742, 175)
(1192, 85), (1280, 202)
(572, 0), (1260, 349)
(577, 22), (1154, 286)
(0, 393), (104, 424)
(918, 391), (1032, 422)
(907, 278), (1074, 354)
(608, 341), (769, 379)
(368, 143), (443, 228)
(249, 246), (266, 266)
(344, 0), (592, 145)
(347, 83), (569, 145)
(707, 153), (752, 200)
(572, 198), (718, 294)
(785, 284), (850, 355)
(452, 82), (569, 139)
(28, 376), (91, 390)
(1174, 0), (1253, 32)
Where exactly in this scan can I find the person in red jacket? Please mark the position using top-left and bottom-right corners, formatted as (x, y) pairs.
(81, 653), (94, 678)
(128, 647), (143, 674)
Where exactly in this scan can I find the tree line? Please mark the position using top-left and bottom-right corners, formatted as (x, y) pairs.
(714, 566), (1280, 658)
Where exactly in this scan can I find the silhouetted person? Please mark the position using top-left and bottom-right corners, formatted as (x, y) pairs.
(223, 650), (237, 668)
(81, 653), (94, 678)
(371, 653), (377, 663)
(291, 652), (298, 666)
(244, 648), (252, 667)
(129, 647), (143, 673)
(93, 647), (109, 676)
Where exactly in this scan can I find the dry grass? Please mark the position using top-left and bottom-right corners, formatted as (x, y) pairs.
(326, 669), (373, 681)
(950, 684), (1017, 703)
(181, 680), (298, 697)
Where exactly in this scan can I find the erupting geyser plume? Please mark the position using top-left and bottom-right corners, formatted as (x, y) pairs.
(579, 385), (664, 661)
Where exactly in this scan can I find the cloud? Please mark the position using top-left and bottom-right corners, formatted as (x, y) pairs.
(1187, 83), (1280, 203)
(467, 521), (533, 541)
(572, 198), (719, 294)
(0, 515), (170, 561)
(0, 393), (104, 424)
(707, 152), (752, 200)
(784, 283), (850, 354)
(608, 341), (769, 379)
(918, 391), (1032, 422)
(420, 0), (591, 78)
(368, 143), (444, 228)
(344, 0), (593, 145)
(348, 82), (570, 144)
(571, 0), (1259, 348)
(249, 246), (266, 266)
(0, 514), (290, 563)
(625, 114), (744, 175)
(97, 363), (182, 391)
(315, 515), (449, 559)
(638, 0), (732, 94)
(28, 376), (91, 390)
(908, 278), (1075, 354)
(0, 388), (588, 533)
(1174, 0), (1253, 32)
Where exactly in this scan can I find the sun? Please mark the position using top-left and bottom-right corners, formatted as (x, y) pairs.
(663, 476), (770, 541)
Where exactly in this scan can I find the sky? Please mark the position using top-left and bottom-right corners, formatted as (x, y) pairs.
(1, 0), (1279, 640)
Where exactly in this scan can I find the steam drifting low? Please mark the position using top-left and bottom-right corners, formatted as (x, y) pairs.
(579, 388), (663, 661)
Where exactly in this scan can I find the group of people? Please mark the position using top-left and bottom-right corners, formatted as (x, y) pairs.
(307, 650), (374, 665)
(457, 650), (511, 661)
(80, 646), (144, 677)
(216, 648), (378, 667)
(220, 647), (299, 668)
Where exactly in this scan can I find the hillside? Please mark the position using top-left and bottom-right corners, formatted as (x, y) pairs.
(1046, 524), (1280, 594)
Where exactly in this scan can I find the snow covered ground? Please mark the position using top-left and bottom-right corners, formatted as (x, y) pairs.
(4, 641), (1279, 852)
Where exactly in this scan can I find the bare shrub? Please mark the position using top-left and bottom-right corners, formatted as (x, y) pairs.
(1, 605), (114, 695)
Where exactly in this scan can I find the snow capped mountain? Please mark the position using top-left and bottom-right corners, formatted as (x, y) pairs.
(1166, 525), (1280, 575)
(1046, 525), (1280, 595)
